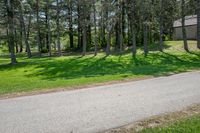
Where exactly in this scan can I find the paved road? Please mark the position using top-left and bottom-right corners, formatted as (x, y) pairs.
(1, 72), (200, 133)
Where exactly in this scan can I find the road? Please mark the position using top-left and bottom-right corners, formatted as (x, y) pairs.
(0, 71), (200, 133)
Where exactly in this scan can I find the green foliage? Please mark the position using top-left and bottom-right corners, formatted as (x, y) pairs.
(0, 42), (8, 54)
(140, 115), (200, 133)
(41, 48), (49, 53)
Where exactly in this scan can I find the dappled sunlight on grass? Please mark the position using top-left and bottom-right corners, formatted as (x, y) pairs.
(136, 41), (198, 53)
(0, 51), (200, 95)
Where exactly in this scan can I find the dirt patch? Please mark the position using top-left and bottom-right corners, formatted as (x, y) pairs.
(103, 104), (200, 133)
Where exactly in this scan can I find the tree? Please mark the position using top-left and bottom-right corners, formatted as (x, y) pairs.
(105, 1), (115, 56)
(67, 0), (74, 49)
(78, 0), (92, 56)
(128, 0), (137, 56)
(93, 0), (98, 56)
(0, 0), (193, 61)
(19, 0), (32, 58)
(36, 0), (42, 56)
(197, 0), (200, 49)
(46, 0), (51, 56)
(118, 0), (124, 54)
(5, 0), (17, 64)
(181, 0), (189, 52)
(159, 0), (164, 52)
(141, 0), (150, 56)
(56, 0), (62, 56)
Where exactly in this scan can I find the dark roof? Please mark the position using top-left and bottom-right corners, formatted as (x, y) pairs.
(173, 15), (197, 28)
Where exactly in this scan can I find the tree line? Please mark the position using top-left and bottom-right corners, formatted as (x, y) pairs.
(0, 0), (199, 64)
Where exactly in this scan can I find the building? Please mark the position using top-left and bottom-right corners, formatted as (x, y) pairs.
(173, 15), (197, 40)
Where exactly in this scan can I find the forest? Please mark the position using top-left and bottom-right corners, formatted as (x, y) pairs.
(0, 0), (199, 64)
(1, 1), (200, 132)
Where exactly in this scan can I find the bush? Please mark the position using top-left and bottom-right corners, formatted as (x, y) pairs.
(41, 48), (48, 53)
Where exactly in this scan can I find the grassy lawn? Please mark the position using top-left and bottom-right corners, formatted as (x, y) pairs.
(0, 41), (200, 95)
(140, 115), (200, 133)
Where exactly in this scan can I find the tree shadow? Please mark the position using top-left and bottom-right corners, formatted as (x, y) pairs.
(138, 42), (171, 52)
(162, 52), (185, 62)
(1, 52), (200, 81)
(188, 51), (200, 57)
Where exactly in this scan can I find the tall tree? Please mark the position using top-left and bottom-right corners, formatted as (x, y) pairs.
(78, 0), (87, 56)
(0, 0), (188, 59)
(36, 0), (42, 56)
(159, 0), (164, 52)
(181, 0), (189, 52)
(46, 0), (51, 56)
(19, 1), (32, 58)
(129, 0), (137, 56)
(67, 0), (74, 49)
(56, 0), (62, 56)
(93, 0), (98, 56)
(142, 0), (150, 56)
(5, 0), (17, 64)
(197, 0), (200, 49)
(100, 0), (107, 49)
(77, 1), (82, 49)
(118, 0), (123, 53)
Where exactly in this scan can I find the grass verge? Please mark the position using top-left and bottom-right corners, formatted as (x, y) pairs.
(0, 51), (200, 96)
(0, 41), (200, 96)
(104, 104), (200, 133)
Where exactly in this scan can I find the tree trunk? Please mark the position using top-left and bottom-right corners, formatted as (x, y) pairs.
(45, 5), (48, 50)
(19, 2), (32, 58)
(181, 0), (189, 52)
(130, 0), (136, 56)
(159, 18), (164, 52)
(6, 0), (17, 64)
(77, 4), (82, 49)
(46, 0), (51, 56)
(82, 27), (87, 56)
(14, 28), (18, 53)
(119, 22), (123, 54)
(122, 0), (126, 45)
(143, 24), (148, 56)
(26, 11), (32, 42)
(19, 15), (23, 52)
(119, 3), (123, 54)
(93, 0), (98, 56)
(159, 0), (164, 52)
(106, 32), (111, 56)
(100, 1), (106, 49)
(115, 22), (120, 51)
(36, 0), (41, 56)
(87, 24), (92, 49)
(56, 0), (62, 56)
(132, 29), (136, 56)
(197, 0), (200, 49)
(6, 26), (11, 53)
(68, 0), (74, 48)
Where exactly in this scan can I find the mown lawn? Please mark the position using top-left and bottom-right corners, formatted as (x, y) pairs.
(0, 41), (200, 95)
(140, 115), (200, 133)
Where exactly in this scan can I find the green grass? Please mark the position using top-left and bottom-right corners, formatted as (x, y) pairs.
(139, 115), (200, 133)
(0, 41), (200, 95)
(0, 45), (8, 54)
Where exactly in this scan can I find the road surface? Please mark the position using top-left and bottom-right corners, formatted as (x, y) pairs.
(0, 71), (200, 133)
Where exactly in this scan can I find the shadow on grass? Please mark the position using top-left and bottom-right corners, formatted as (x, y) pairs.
(0, 52), (200, 81)
(188, 51), (200, 57)
(138, 42), (171, 52)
